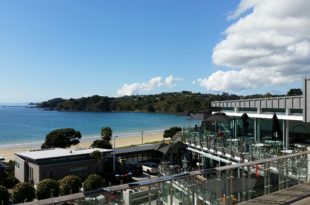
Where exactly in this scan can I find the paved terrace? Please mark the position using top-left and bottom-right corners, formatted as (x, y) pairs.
(238, 182), (310, 205)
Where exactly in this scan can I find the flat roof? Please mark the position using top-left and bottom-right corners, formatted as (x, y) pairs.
(114, 144), (157, 155)
(16, 148), (112, 160)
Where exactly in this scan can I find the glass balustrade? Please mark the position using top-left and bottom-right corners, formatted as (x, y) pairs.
(29, 150), (310, 205)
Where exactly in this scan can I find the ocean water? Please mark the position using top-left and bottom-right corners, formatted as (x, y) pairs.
(0, 106), (189, 147)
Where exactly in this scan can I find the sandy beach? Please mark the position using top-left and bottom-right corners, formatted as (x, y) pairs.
(0, 132), (164, 162)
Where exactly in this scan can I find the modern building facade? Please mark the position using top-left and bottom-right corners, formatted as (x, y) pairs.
(114, 144), (163, 164)
(15, 148), (113, 185)
(211, 78), (310, 149)
(19, 79), (310, 205)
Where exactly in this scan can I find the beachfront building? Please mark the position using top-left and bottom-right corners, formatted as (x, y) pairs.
(114, 144), (163, 164)
(14, 148), (113, 185)
(20, 80), (310, 205)
(184, 79), (310, 168)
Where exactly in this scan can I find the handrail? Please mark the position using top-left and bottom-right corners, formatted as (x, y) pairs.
(211, 95), (303, 103)
(21, 150), (310, 205)
(104, 150), (310, 192)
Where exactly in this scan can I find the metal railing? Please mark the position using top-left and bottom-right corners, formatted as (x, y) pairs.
(23, 150), (310, 205)
(211, 96), (303, 110)
(182, 127), (307, 163)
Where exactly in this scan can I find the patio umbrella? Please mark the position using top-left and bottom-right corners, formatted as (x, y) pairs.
(272, 113), (282, 140)
(190, 113), (205, 121)
(203, 113), (231, 149)
(204, 113), (230, 123)
(241, 113), (249, 137)
(203, 113), (231, 132)
(191, 111), (212, 126)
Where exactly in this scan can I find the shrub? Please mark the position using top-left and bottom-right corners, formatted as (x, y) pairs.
(163, 127), (182, 139)
(0, 186), (9, 205)
(36, 179), (59, 199)
(12, 182), (35, 203)
(59, 175), (82, 195)
(83, 174), (105, 191)
(4, 174), (18, 189)
(91, 139), (112, 149)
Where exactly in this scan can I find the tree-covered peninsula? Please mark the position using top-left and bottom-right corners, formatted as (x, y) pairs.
(36, 91), (290, 114)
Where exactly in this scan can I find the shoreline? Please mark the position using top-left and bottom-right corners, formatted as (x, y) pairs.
(0, 131), (164, 162)
(0, 129), (166, 149)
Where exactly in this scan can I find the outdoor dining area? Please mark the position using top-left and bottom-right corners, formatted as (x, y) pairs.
(183, 112), (308, 161)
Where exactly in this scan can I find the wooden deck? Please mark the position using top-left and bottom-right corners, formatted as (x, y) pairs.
(238, 182), (310, 205)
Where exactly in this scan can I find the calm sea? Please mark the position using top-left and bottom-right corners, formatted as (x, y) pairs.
(0, 106), (189, 147)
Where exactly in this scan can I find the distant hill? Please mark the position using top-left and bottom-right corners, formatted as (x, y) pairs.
(36, 91), (286, 114)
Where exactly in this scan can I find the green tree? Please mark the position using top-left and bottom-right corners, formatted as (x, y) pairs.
(59, 175), (82, 196)
(12, 182), (35, 203)
(287, 88), (302, 96)
(91, 127), (113, 149)
(163, 127), (182, 139)
(91, 139), (112, 149)
(0, 186), (9, 205)
(146, 104), (155, 112)
(101, 127), (112, 142)
(36, 179), (59, 200)
(83, 174), (105, 191)
(41, 128), (82, 149)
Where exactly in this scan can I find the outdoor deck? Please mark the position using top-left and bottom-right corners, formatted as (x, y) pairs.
(238, 182), (310, 205)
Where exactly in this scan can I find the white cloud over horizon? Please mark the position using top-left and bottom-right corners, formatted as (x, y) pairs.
(117, 75), (181, 96)
(197, 0), (310, 92)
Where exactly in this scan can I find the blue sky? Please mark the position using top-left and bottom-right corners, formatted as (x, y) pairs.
(0, 0), (306, 103)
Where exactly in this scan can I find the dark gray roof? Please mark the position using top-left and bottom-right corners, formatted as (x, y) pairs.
(154, 142), (188, 154)
(0, 162), (9, 170)
(114, 144), (158, 155)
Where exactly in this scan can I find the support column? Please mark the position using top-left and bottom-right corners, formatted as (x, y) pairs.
(234, 107), (239, 140)
(286, 109), (291, 150)
(254, 119), (257, 143)
(307, 147), (310, 182)
(286, 121), (290, 150)
(257, 107), (262, 114)
(256, 119), (261, 143)
(234, 107), (239, 113)
(234, 119), (237, 139)
(283, 120), (286, 150)
(257, 108), (262, 143)
(237, 168), (241, 201)
(169, 180), (173, 205)
(225, 169), (232, 205)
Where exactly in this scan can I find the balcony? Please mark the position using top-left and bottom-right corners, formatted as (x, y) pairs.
(182, 127), (308, 164)
(22, 150), (310, 205)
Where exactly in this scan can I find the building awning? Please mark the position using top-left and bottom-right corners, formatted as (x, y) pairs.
(216, 111), (303, 121)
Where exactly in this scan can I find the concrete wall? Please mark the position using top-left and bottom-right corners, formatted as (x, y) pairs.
(15, 154), (112, 184)
(14, 156), (27, 183)
(37, 159), (99, 183)
(28, 162), (40, 184)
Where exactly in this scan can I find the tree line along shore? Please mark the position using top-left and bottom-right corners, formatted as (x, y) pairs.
(35, 89), (302, 114)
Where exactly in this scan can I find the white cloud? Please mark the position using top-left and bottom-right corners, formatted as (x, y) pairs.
(117, 75), (181, 96)
(197, 0), (310, 92)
